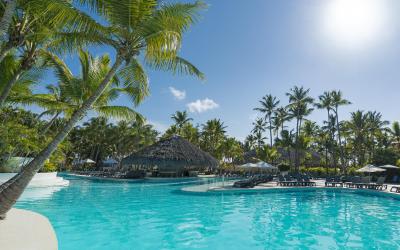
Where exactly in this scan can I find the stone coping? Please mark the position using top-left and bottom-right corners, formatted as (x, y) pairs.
(181, 179), (400, 199)
(0, 208), (58, 250)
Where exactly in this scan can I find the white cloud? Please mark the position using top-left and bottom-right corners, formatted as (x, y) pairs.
(187, 98), (219, 113)
(147, 120), (169, 133)
(169, 86), (186, 100)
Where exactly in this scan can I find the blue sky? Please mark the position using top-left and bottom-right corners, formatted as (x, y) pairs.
(37, 0), (400, 141)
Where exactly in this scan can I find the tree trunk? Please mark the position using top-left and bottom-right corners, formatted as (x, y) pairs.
(0, 67), (23, 107)
(269, 116), (273, 147)
(0, 0), (16, 38)
(295, 118), (300, 173)
(41, 112), (60, 134)
(0, 56), (123, 219)
(0, 43), (13, 63)
(335, 108), (345, 174)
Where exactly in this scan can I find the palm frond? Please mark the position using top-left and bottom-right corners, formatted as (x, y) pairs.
(148, 56), (204, 80)
(95, 105), (143, 122)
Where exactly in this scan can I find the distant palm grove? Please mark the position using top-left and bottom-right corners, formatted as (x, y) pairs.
(3, 86), (400, 177)
(0, 0), (399, 218)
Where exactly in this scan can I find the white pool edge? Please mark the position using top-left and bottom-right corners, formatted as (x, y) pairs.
(0, 208), (58, 250)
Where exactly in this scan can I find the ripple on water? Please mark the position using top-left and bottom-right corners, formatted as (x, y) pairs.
(15, 178), (400, 250)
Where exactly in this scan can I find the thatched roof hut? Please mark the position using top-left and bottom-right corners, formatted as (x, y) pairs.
(121, 135), (218, 171)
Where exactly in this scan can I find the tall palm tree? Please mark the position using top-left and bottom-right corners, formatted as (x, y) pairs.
(331, 90), (350, 173)
(346, 110), (369, 166)
(0, 0), (17, 38)
(201, 119), (227, 158)
(244, 134), (257, 151)
(0, 0), (205, 217)
(251, 118), (266, 134)
(286, 86), (314, 172)
(273, 106), (289, 139)
(391, 121), (400, 151)
(276, 129), (295, 169)
(0, 0), (104, 106)
(366, 111), (389, 160)
(171, 110), (192, 132)
(254, 94), (280, 146)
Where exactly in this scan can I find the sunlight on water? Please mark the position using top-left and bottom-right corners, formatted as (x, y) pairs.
(16, 175), (400, 250)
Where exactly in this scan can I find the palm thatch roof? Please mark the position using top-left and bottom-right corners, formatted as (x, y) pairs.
(121, 135), (218, 169)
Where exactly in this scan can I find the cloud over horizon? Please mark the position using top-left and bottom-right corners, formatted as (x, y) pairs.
(169, 86), (186, 100)
(187, 98), (219, 113)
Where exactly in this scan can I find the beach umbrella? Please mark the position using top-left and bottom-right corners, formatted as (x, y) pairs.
(356, 165), (386, 178)
(255, 161), (277, 169)
(255, 161), (278, 172)
(240, 163), (258, 168)
(81, 159), (96, 164)
(379, 164), (399, 169)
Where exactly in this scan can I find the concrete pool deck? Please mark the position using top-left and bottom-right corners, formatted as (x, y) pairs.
(182, 179), (400, 197)
(0, 208), (58, 250)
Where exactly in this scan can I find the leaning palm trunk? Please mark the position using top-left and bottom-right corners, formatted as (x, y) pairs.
(0, 56), (123, 218)
(0, 0), (16, 38)
(41, 112), (61, 134)
(0, 67), (23, 107)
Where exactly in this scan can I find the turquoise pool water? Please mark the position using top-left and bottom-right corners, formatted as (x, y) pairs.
(16, 175), (400, 250)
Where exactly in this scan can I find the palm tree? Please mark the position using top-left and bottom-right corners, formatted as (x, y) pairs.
(346, 110), (369, 166)
(273, 107), (289, 139)
(171, 111), (193, 132)
(251, 118), (266, 134)
(366, 111), (389, 161)
(201, 119), (227, 158)
(0, 0), (104, 106)
(331, 90), (350, 172)
(0, 0), (205, 217)
(286, 86), (314, 172)
(276, 129), (295, 168)
(391, 121), (400, 151)
(220, 137), (243, 166)
(254, 131), (267, 149)
(254, 94), (280, 146)
(244, 134), (257, 151)
(0, 0), (17, 38)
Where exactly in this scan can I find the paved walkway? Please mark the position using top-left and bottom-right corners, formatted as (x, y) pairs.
(182, 179), (400, 196)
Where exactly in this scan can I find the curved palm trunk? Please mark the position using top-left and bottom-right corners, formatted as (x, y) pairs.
(0, 67), (23, 107)
(0, 56), (123, 219)
(0, 0), (16, 38)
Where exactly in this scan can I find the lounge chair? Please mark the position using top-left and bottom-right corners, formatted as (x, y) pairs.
(325, 176), (343, 187)
(345, 176), (361, 188)
(303, 176), (316, 187)
(277, 175), (296, 186)
(390, 186), (400, 193)
(366, 177), (387, 190)
(354, 176), (372, 189)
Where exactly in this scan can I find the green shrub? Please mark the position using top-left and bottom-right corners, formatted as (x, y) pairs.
(42, 162), (57, 172)
(277, 163), (290, 172)
(300, 166), (338, 177)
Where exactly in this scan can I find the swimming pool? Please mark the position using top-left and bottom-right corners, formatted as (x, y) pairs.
(16, 175), (400, 250)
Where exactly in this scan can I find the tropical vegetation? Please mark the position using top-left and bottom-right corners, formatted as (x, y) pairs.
(0, 0), (206, 218)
